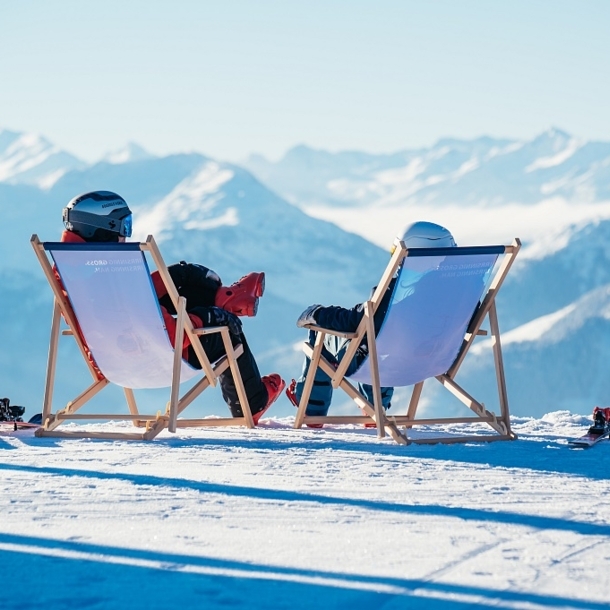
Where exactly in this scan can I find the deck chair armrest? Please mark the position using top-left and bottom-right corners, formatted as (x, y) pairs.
(302, 324), (359, 340)
(193, 326), (234, 336)
(466, 328), (488, 337)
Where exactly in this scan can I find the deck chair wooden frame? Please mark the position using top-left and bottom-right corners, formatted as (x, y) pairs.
(31, 234), (255, 441)
(294, 238), (521, 445)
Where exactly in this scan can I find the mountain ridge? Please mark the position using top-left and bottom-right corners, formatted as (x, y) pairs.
(243, 128), (610, 209)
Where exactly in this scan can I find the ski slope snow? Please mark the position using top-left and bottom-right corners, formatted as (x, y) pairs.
(0, 411), (608, 609)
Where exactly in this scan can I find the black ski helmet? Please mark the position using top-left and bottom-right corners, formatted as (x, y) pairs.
(63, 191), (132, 241)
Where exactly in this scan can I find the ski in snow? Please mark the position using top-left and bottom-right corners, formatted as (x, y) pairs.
(0, 420), (41, 432)
(569, 408), (610, 448)
(569, 429), (609, 448)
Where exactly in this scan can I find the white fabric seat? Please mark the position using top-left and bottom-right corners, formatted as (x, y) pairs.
(350, 251), (498, 387)
(50, 245), (199, 389)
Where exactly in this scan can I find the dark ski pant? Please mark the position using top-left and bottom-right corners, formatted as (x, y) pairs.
(295, 330), (393, 416)
(187, 332), (268, 417)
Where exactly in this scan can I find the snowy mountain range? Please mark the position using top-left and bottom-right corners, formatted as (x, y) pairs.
(2, 127), (610, 420)
(244, 128), (610, 209)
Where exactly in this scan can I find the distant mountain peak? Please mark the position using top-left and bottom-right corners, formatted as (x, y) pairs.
(103, 142), (154, 165)
(432, 134), (515, 149)
(0, 128), (86, 188)
(283, 143), (326, 161)
(534, 127), (572, 143)
(288, 143), (316, 154)
(0, 128), (40, 154)
(0, 129), (52, 157)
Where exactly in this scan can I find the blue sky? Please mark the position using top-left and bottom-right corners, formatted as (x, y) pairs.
(1, 0), (608, 162)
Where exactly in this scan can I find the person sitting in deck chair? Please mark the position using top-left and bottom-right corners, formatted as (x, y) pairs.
(59, 190), (285, 423)
(285, 221), (457, 425)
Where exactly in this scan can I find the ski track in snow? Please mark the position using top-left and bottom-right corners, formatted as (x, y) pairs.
(0, 414), (608, 609)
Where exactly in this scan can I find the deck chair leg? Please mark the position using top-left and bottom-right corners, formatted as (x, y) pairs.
(142, 416), (167, 441)
(37, 378), (109, 434)
(294, 332), (325, 429)
(436, 375), (508, 437)
(167, 296), (187, 433)
(177, 378), (212, 415)
(405, 382), (424, 428)
(300, 341), (408, 444)
(42, 299), (62, 424)
(60, 379), (108, 414)
(364, 301), (386, 438)
(123, 388), (145, 427)
(173, 344), (242, 419)
(337, 377), (408, 445)
(220, 328), (254, 428)
(488, 302), (513, 436)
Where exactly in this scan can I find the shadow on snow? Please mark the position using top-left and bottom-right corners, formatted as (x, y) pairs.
(10, 423), (606, 480)
(0, 462), (608, 538)
(0, 532), (605, 610)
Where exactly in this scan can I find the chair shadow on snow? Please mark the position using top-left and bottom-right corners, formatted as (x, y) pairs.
(0, 462), (608, 539)
(0, 532), (604, 610)
(14, 420), (607, 480)
(7, 421), (609, 481)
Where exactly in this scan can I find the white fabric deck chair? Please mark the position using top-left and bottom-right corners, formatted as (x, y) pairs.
(294, 238), (521, 445)
(31, 234), (255, 440)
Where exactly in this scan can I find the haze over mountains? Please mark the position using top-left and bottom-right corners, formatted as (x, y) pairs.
(1, 126), (610, 419)
(244, 128), (610, 251)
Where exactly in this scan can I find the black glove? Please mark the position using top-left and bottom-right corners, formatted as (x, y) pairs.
(192, 305), (242, 336)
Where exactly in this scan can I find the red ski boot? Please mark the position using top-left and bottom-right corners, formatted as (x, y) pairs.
(252, 373), (286, 425)
(590, 406), (610, 434)
(214, 272), (265, 317)
(286, 379), (323, 428)
(286, 379), (298, 407)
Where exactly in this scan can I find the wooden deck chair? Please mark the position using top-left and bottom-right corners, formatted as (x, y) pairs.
(294, 238), (521, 445)
(31, 234), (255, 440)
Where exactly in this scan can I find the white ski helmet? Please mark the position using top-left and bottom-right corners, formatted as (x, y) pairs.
(63, 191), (132, 241)
(400, 221), (457, 248)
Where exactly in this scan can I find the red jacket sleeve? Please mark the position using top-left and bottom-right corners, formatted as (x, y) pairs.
(151, 270), (167, 300)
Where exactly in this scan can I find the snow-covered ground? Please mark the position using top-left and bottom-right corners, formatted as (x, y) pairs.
(1, 411), (608, 609)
